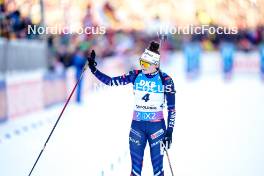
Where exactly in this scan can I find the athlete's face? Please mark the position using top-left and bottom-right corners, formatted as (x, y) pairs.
(140, 60), (158, 74)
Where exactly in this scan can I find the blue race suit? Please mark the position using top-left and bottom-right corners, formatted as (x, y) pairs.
(90, 68), (176, 176)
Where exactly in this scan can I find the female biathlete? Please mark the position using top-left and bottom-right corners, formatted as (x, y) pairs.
(87, 41), (176, 176)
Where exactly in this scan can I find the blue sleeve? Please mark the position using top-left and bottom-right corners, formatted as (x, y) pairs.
(91, 68), (139, 86)
(162, 73), (176, 133)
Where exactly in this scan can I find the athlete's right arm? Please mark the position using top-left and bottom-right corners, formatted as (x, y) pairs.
(87, 50), (139, 86)
(90, 67), (139, 86)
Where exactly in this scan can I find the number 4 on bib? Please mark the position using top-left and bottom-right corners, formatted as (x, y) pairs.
(142, 93), (150, 102)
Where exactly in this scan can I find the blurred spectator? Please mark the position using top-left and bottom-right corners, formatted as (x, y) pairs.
(0, 8), (38, 40)
(220, 41), (235, 79)
(183, 41), (201, 78)
(72, 48), (86, 103)
(83, 4), (94, 28)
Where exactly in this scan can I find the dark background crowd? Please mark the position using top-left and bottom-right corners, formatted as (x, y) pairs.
(1, 1), (264, 71)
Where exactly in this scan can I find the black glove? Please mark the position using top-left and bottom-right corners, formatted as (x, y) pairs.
(87, 50), (97, 73)
(163, 130), (173, 149)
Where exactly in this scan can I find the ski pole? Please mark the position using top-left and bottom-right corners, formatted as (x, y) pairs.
(158, 32), (168, 67)
(159, 33), (175, 176)
(28, 62), (89, 176)
(165, 148), (175, 176)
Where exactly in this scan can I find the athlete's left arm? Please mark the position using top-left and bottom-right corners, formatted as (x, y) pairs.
(164, 76), (176, 133)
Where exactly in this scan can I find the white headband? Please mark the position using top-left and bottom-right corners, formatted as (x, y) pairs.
(140, 49), (160, 65)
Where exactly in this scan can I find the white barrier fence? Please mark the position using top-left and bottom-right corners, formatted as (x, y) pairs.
(0, 38), (47, 73)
